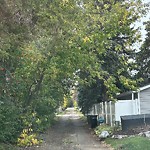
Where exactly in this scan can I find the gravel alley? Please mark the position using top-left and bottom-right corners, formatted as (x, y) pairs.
(26, 108), (112, 150)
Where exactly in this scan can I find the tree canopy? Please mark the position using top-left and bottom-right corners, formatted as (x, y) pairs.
(77, 0), (145, 113)
(136, 20), (150, 85)
(0, 0), (148, 145)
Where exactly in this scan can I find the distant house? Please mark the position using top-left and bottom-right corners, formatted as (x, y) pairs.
(89, 84), (150, 126)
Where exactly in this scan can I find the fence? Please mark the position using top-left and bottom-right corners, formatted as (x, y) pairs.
(88, 99), (139, 126)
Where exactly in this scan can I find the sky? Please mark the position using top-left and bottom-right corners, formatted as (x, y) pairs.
(132, 0), (150, 50)
(130, 0), (149, 75)
(138, 0), (150, 40)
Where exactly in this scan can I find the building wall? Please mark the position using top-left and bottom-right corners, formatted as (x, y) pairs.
(140, 88), (150, 114)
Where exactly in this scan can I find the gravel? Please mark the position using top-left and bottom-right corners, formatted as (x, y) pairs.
(24, 108), (112, 150)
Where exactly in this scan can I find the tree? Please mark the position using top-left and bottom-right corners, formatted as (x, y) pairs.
(137, 20), (150, 85)
(77, 0), (145, 113)
(0, 0), (81, 143)
(0, 0), (146, 143)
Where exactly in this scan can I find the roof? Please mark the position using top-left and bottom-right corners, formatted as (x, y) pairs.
(139, 84), (150, 91)
(117, 91), (132, 98)
(117, 84), (150, 98)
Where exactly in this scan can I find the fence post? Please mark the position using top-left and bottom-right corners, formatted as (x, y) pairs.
(110, 101), (113, 126)
(132, 92), (135, 115)
(105, 101), (108, 124)
(138, 92), (141, 114)
(102, 102), (104, 115)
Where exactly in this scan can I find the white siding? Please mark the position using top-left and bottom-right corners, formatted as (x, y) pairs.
(140, 88), (150, 114)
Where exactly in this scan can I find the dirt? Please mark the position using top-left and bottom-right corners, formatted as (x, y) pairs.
(24, 108), (112, 150)
(114, 125), (150, 135)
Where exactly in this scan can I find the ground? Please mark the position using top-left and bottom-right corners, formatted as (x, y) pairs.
(114, 125), (150, 135)
(25, 108), (112, 150)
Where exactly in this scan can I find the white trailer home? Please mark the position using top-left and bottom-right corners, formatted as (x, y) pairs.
(89, 84), (150, 126)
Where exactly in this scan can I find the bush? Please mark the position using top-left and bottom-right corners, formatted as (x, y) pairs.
(17, 128), (42, 147)
(94, 124), (116, 136)
(0, 143), (17, 150)
(73, 100), (78, 108)
(34, 98), (57, 132)
(0, 95), (58, 145)
(0, 103), (22, 143)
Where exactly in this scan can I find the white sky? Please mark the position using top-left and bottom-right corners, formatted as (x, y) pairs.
(133, 0), (150, 49)
(138, 0), (150, 40)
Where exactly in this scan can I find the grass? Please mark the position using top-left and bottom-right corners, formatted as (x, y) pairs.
(95, 124), (150, 150)
(105, 136), (150, 150)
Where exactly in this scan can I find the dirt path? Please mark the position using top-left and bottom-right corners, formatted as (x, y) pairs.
(26, 108), (112, 150)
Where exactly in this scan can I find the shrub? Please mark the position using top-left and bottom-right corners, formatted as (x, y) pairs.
(34, 98), (57, 132)
(0, 143), (17, 150)
(73, 100), (78, 108)
(0, 103), (22, 143)
(17, 128), (42, 147)
(94, 124), (115, 136)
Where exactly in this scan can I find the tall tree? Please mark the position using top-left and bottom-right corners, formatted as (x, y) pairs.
(77, 0), (145, 113)
(136, 20), (150, 85)
(0, 0), (84, 143)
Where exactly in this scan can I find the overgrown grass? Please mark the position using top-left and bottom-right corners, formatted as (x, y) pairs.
(106, 136), (150, 150)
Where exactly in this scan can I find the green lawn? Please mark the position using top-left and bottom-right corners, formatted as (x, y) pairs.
(106, 136), (150, 150)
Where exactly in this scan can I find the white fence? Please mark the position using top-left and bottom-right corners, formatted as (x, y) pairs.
(88, 99), (139, 126)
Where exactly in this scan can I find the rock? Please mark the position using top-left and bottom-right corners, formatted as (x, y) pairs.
(138, 131), (150, 138)
(144, 131), (150, 138)
(111, 135), (128, 139)
(138, 132), (145, 137)
(99, 131), (109, 138)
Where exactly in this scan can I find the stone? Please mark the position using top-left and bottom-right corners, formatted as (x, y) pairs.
(138, 132), (145, 137)
(111, 135), (128, 139)
(144, 131), (150, 138)
(99, 131), (109, 138)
